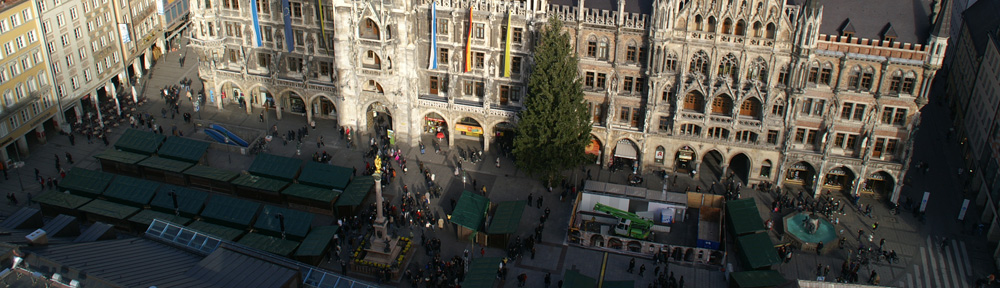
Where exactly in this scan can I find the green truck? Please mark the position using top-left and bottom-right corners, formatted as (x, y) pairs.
(594, 203), (653, 240)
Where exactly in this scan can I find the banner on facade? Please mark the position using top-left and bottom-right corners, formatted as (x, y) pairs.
(316, 0), (330, 54)
(503, 12), (512, 77)
(464, 6), (472, 72)
(282, 0), (294, 53)
(250, 0), (263, 47)
(429, 1), (437, 69)
(156, 0), (164, 15)
(119, 24), (131, 43)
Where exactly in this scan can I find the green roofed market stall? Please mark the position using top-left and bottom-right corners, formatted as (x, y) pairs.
(450, 191), (489, 243)
(57, 168), (115, 198)
(254, 205), (314, 240)
(294, 226), (339, 265)
(183, 165), (239, 193)
(200, 194), (262, 229)
(128, 209), (192, 232)
(238, 232), (300, 257)
(150, 184), (208, 217)
(156, 136), (210, 163)
(729, 270), (787, 287)
(231, 174), (290, 203)
(247, 153), (303, 181)
(187, 220), (246, 241)
(561, 269), (598, 288)
(32, 191), (93, 217)
(138, 156), (195, 185)
(334, 176), (374, 217)
(297, 162), (353, 190)
(77, 199), (142, 231)
(484, 200), (525, 248)
(727, 198), (766, 236)
(460, 257), (502, 288)
(736, 233), (782, 270)
(282, 183), (341, 215)
(113, 128), (165, 155)
(102, 176), (159, 207)
(93, 149), (148, 177)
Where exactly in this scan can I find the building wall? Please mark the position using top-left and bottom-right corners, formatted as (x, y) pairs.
(39, 0), (127, 120)
(188, 0), (940, 203)
(0, 0), (59, 162)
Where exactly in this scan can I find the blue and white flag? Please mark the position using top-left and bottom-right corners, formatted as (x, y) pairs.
(250, 0), (263, 47)
(282, 0), (294, 52)
(429, 1), (437, 69)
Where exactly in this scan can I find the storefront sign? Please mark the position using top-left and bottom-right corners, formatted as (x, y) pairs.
(455, 124), (483, 137)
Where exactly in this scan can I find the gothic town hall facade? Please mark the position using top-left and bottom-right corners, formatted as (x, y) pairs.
(187, 0), (951, 202)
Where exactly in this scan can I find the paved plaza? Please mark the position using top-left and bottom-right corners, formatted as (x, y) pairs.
(0, 41), (995, 288)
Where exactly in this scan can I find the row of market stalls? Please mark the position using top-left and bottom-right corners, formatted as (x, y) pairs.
(33, 168), (343, 265)
(724, 198), (788, 287)
(93, 128), (374, 217)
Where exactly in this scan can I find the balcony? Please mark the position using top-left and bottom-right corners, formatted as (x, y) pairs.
(736, 118), (761, 128)
(419, 94), (448, 103)
(709, 115), (733, 124)
(679, 111), (704, 121)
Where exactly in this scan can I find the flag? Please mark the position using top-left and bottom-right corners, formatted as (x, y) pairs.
(503, 12), (513, 77)
(464, 6), (473, 72)
(429, 1), (438, 69)
(250, 0), (263, 47)
(281, 0), (294, 53)
(316, 0), (330, 54)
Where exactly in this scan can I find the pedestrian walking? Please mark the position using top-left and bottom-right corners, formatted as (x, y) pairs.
(544, 272), (551, 287)
(627, 257), (636, 273)
(68, 133), (75, 146)
(537, 196), (543, 208)
(517, 273), (527, 287)
(527, 193), (533, 207)
(65, 152), (73, 164)
(638, 264), (646, 276)
(816, 241), (824, 255)
(653, 265), (661, 277)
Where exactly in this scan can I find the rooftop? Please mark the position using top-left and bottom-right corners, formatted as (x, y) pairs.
(817, 0), (936, 44)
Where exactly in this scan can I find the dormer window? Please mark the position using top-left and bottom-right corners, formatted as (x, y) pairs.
(881, 23), (898, 46)
(840, 18), (856, 41)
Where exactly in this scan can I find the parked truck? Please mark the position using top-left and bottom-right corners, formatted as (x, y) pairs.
(594, 203), (653, 240)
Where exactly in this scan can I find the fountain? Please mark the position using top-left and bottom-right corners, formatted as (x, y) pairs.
(782, 213), (837, 254)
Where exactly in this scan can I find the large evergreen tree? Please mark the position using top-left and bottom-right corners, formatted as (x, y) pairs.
(513, 17), (592, 180)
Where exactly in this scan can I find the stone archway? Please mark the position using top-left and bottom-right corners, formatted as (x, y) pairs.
(367, 102), (393, 143)
(454, 116), (485, 150)
(729, 153), (752, 185)
(864, 171), (895, 197)
(675, 145), (697, 173)
(590, 234), (605, 247)
(284, 91), (306, 114)
(310, 95), (338, 120)
(823, 166), (856, 194)
(423, 111), (449, 144)
(611, 139), (639, 173)
(785, 161), (817, 189)
(218, 80), (244, 109)
(493, 121), (515, 156)
(700, 150), (725, 182)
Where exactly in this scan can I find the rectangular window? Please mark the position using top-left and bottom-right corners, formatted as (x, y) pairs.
(287, 57), (301, 72)
(474, 23), (485, 39)
(619, 106), (630, 122)
(464, 81), (474, 96)
(626, 46), (636, 62)
(475, 82), (484, 97)
(820, 67), (832, 84)
(860, 71), (874, 90)
(474, 52), (484, 69)
(437, 19), (448, 35)
(291, 2), (302, 18)
(631, 108), (641, 128)
(795, 128), (805, 143)
(872, 138), (885, 157)
(885, 139), (899, 155)
(438, 48), (448, 65)
(852, 104), (865, 121)
(805, 129), (817, 144)
(513, 28), (522, 43)
(429, 76), (439, 95)
(257, 0), (269, 13)
(845, 134), (858, 150)
(587, 41), (596, 57)
(69, 7), (77, 19)
(294, 30), (304, 46)
(622, 77), (633, 92)
(659, 116), (669, 131)
(893, 108), (907, 125)
(840, 103), (853, 120)
(511, 56), (521, 75)
(635, 78), (645, 94)
(834, 133), (845, 147)
(585, 72), (595, 88)
(767, 130), (779, 144)
(596, 73), (606, 89)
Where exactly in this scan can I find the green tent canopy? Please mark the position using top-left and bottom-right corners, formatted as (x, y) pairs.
(200, 194), (262, 228)
(294, 226), (339, 257)
(736, 233), (782, 270)
(183, 165), (240, 182)
(247, 153), (303, 181)
(93, 149), (148, 164)
(156, 136), (210, 163)
(187, 220), (246, 241)
(128, 209), (192, 228)
(32, 191), (92, 211)
(334, 176), (374, 207)
(113, 128), (165, 155)
(150, 184), (208, 217)
(282, 183), (341, 204)
(253, 205), (314, 240)
(138, 156), (195, 173)
(730, 270), (787, 287)
(297, 162), (353, 190)
(237, 232), (300, 257)
(727, 198), (766, 236)
(102, 176), (160, 207)
(57, 168), (115, 198)
(450, 191), (489, 231)
(459, 257), (502, 288)
(78, 199), (141, 220)
(231, 174), (289, 193)
(561, 269), (597, 288)
(486, 200), (525, 234)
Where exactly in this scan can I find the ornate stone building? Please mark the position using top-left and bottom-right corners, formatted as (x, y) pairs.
(188, 0), (950, 202)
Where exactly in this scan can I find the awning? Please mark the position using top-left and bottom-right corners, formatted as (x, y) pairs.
(585, 139), (601, 156)
(678, 150), (694, 161)
(613, 140), (637, 160)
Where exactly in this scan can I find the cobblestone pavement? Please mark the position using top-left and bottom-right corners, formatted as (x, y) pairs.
(0, 41), (993, 288)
